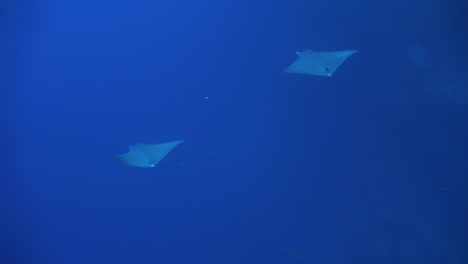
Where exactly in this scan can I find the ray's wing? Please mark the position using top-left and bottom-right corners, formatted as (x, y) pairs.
(145, 140), (184, 167)
(116, 140), (184, 168)
(284, 50), (358, 76)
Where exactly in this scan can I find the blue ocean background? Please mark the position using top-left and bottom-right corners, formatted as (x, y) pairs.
(1, 0), (467, 263)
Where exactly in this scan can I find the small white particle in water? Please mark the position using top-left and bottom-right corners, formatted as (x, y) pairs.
(205, 96), (208, 100)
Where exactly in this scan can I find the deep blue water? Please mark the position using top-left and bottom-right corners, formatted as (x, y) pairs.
(1, 0), (467, 263)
